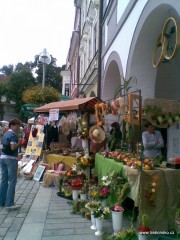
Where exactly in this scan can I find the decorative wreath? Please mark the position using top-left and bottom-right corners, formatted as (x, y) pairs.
(111, 97), (125, 116)
(95, 103), (106, 126)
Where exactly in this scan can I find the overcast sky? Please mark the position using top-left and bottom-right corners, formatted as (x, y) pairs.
(0, 0), (75, 68)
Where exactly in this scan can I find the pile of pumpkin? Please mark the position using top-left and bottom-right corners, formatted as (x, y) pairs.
(102, 150), (153, 170)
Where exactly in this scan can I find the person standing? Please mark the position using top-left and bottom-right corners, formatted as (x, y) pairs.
(142, 121), (164, 158)
(107, 122), (122, 151)
(0, 118), (22, 210)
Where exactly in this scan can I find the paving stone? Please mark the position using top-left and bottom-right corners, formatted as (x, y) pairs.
(9, 218), (24, 231)
(0, 218), (14, 228)
(43, 228), (74, 237)
(44, 222), (90, 230)
(16, 213), (27, 218)
(45, 218), (69, 224)
(0, 227), (8, 237)
(42, 235), (98, 240)
(3, 231), (18, 240)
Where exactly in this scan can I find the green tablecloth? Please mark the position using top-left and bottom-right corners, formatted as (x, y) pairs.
(95, 153), (126, 180)
(95, 153), (180, 231)
(95, 153), (127, 206)
(95, 153), (140, 206)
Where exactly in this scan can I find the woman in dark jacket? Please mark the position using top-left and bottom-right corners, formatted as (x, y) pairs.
(108, 122), (122, 151)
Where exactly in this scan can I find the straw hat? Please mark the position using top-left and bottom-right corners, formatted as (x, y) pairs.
(89, 125), (106, 143)
(61, 123), (70, 136)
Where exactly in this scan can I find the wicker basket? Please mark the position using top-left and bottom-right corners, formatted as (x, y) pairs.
(143, 98), (180, 128)
(143, 98), (180, 113)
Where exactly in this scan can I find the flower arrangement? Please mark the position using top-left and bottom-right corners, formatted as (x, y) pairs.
(110, 203), (124, 212)
(71, 199), (87, 215)
(99, 185), (111, 200)
(89, 184), (110, 201)
(60, 166), (86, 193)
(93, 206), (111, 220)
(107, 171), (130, 205)
(138, 213), (151, 234)
(71, 179), (84, 190)
(105, 229), (137, 240)
(85, 201), (101, 211)
(75, 156), (92, 170)
(79, 180), (89, 194)
(77, 113), (89, 139)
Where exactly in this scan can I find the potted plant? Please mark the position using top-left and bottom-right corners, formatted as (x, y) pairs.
(71, 199), (87, 216)
(105, 229), (138, 240)
(85, 201), (101, 230)
(138, 214), (151, 240)
(110, 203), (124, 235)
(93, 206), (111, 236)
(79, 180), (89, 200)
(109, 180), (130, 236)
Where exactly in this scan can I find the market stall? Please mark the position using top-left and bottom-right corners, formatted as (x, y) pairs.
(95, 152), (180, 231)
(33, 97), (103, 177)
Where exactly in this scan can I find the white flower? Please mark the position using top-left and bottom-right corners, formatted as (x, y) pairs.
(103, 180), (111, 186)
(151, 188), (156, 193)
(72, 165), (77, 171)
(102, 176), (108, 181)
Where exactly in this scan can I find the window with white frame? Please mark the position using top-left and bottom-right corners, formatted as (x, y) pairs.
(65, 83), (70, 96)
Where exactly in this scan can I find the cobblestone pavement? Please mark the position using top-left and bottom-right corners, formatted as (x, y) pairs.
(0, 174), (177, 240)
(0, 176), (40, 240)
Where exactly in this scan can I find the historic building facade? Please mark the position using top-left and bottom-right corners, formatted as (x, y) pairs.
(101, 0), (180, 102)
(68, 0), (100, 98)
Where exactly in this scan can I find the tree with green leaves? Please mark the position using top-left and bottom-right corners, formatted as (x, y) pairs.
(0, 65), (14, 76)
(22, 85), (59, 104)
(5, 69), (36, 111)
(0, 54), (63, 113)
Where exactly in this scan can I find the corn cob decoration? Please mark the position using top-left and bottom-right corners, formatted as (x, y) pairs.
(117, 182), (130, 204)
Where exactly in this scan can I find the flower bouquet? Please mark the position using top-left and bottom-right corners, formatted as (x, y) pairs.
(138, 214), (151, 239)
(93, 206), (111, 236)
(93, 206), (111, 220)
(106, 229), (137, 240)
(110, 203), (124, 235)
(71, 178), (84, 190)
(75, 156), (92, 170)
(71, 199), (87, 216)
(98, 185), (111, 200)
(79, 180), (89, 194)
(110, 203), (124, 212)
(77, 114), (89, 140)
(89, 184), (110, 201)
(85, 201), (101, 211)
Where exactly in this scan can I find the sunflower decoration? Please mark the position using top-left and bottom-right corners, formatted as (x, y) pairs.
(75, 156), (92, 170)
(77, 114), (89, 139)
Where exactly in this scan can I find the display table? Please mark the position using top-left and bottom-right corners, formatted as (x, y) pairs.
(95, 153), (180, 231)
(43, 154), (76, 167)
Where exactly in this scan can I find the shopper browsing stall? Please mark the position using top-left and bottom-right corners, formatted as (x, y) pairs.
(0, 118), (22, 210)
